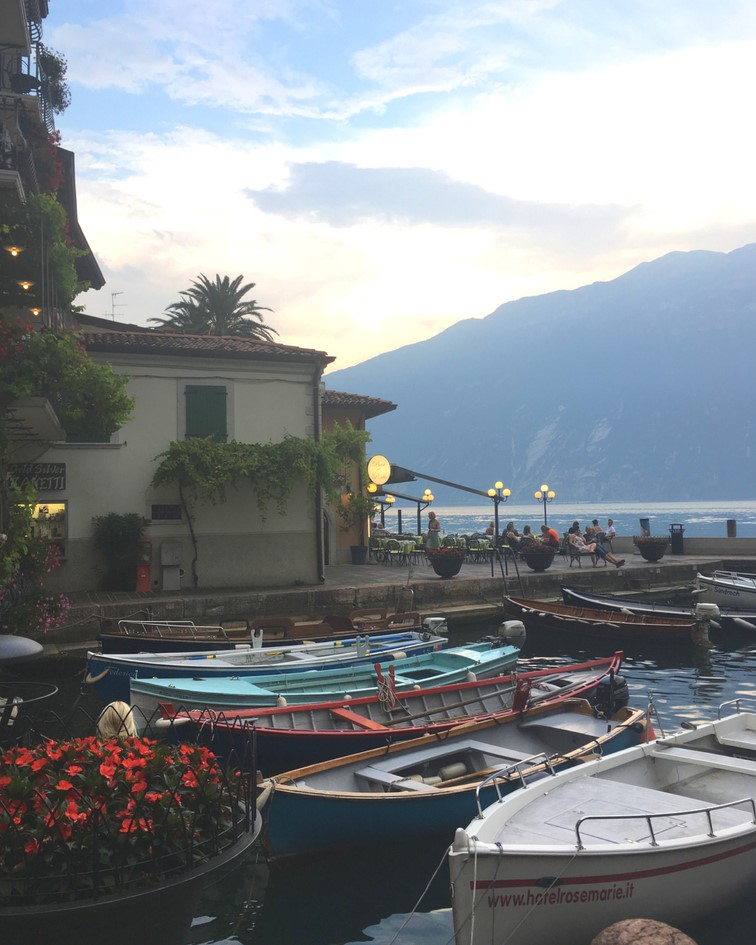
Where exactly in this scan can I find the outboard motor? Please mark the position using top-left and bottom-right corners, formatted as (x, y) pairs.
(422, 615), (449, 638)
(497, 619), (527, 650)
(693, 602), (721, 646)
(594, 674), (630, 714)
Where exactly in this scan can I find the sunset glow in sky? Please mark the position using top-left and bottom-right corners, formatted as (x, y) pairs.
(50, 1), (756, 369)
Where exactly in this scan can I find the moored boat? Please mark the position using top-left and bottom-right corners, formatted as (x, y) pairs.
(695, 570), (756, 612)
(258, 699), (650, 859)
(86, 626), (448, 703)
(503, 595), (710, 642)
(449, 707), (756, 945)
(129, 640), (522, 719)
(561, 584), (756, 633)
(97, 610), (447, 654)
(160, 652), (626, 773)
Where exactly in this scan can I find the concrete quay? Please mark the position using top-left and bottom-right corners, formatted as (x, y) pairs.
(46, 548), (756, 655)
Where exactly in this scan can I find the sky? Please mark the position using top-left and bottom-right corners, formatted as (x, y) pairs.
(47, 0), (756, 370)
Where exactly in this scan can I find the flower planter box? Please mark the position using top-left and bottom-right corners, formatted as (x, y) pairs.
(427, 554), (465, 578)
(521, 549), (555, 572)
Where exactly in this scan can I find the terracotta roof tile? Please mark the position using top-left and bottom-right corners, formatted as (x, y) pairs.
(322, 390), (397, 418)
(81, 331), (334, 364)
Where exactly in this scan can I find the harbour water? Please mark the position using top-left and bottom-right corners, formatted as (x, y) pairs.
(59, 615), (756, 945)
(377, 499), (756, 540)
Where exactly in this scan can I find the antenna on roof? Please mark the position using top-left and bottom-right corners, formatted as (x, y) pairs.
(110, 291), (124, 320)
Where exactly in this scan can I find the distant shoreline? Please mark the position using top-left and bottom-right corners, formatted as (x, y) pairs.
(377, 500), (756, 539)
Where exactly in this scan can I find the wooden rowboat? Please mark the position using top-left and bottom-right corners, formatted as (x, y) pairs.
(503, 596), (706, 642)
(159, 653), (626, 774)
(258, 700), (650, 859)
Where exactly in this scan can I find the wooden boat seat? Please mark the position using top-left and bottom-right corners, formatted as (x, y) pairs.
(650, 745), (756, 774)
(329, 707), (389, 731)
(355, 766), (439, 791)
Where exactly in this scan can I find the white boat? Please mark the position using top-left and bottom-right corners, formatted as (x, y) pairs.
(85, 625), (448, 703)
(449, 706), (756, 945)
(696, 570), (756, 611)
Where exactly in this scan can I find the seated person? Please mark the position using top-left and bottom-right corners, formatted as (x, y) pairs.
(540, 524), (560, 549)
(520, 525), (536, 548)
(504, 522), (521, 548)
(605, 518), (616, 540)
(485, 522), (495, 537)
(568, 526), (625, 568)
(590, 518), (606, 542)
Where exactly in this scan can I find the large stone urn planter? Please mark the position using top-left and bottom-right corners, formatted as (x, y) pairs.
(633, 537), (669, 562)
(521, 548), (555, 572)
(427, 553), (465, 579)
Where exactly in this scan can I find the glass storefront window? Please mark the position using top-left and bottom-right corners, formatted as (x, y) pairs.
(32, 502), (67, 558)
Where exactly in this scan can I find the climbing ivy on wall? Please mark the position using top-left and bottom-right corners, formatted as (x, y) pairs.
(151, 422), (371, 586)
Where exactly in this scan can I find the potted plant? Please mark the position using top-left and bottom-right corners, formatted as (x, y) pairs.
(0, 734), (257, 936)
(426, 546), (466, 579)
(337, 492), (377, 564)
(92, 513), (148, 590)
(632, 535), (669, 562)
(520, 542), (555, 572)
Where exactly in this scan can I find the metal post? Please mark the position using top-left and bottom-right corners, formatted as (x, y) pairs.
(397, 509), (403, 534)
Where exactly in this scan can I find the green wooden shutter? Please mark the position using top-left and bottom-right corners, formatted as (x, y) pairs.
(185, 385), (227, 440)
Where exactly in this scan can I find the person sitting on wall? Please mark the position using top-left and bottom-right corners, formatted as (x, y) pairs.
(605, 519), (616, 540)
(569, 526), (625, 569)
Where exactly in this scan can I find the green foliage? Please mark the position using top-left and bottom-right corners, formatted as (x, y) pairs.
(37, 44), (71, 114)
(92, 513), (148, 591)
(152, 423), (372, 584)
(149, 274), (277, 340)
(0, 321), (134, 439)
(336, 491), (378, 530)
(152, 437), (322, 517)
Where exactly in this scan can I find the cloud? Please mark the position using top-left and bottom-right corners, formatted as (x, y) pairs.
(244, 161), (627, 240)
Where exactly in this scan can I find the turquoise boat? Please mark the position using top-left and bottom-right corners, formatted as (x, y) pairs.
(129, 641), (521, 719)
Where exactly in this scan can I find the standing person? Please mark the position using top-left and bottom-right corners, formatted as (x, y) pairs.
(426, 510), (442, 549)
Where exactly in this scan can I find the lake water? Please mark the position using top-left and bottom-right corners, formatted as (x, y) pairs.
(126, 620), (756, 944)
(377, 499), (756, 540)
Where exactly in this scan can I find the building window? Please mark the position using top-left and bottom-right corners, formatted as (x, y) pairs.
(31, 502), (67, 558)
(185, 385), (228, 440)
(151, 504), (182, 521)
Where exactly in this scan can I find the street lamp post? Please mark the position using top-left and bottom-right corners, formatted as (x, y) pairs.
(486, 481), (510, 543)
(534, 484), (556, 526)
(417, 488), (433, 536)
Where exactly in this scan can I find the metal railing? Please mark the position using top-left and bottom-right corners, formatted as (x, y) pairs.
(575, 797), (756, 850)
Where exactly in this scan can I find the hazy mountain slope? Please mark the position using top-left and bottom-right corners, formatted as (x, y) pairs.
(325, 244), (756, 502)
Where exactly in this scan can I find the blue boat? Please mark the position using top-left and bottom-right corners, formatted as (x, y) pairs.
(128, 641), (521, 719)
(258, 699), (650, 859)
(86, 627), (448, 703)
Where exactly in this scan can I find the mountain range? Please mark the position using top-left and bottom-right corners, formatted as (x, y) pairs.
(325, 243), (756, 503)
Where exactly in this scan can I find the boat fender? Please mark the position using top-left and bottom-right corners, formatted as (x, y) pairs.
(276, 696), (287, 707)
(439, 762), (467, 781)
(84, 667), (110, 685)
(389, 651), (407, 661)
(466, 672), (477, 682)
(424, 776), (443, 786)
(631, 721), (646, 733)
(256, 780), (274, 810)
(733, 617), (756, 632)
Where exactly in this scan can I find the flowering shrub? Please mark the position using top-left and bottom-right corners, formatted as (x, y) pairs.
(0, 536), (69, 638)
(0, 736), (246, 906)
(632, 536), (669, 545)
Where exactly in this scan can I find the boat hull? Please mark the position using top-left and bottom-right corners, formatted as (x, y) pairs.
(260, 704), (649, 859)
(129, 642), (521, 718)
(504, 596), (695, 641)
(164, 655), (625, 774)
(88, 630), (445, 703)
(450, 832), (756, 945)
(696, 571), (756, 612)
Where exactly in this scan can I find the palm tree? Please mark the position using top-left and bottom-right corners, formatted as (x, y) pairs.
(149, 275), (277, 340)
